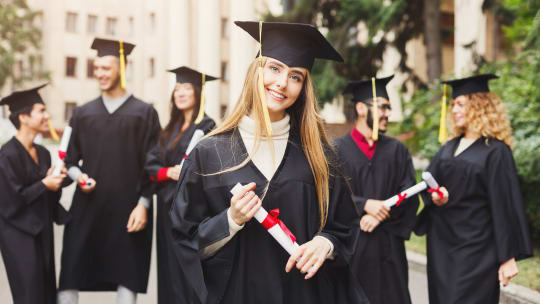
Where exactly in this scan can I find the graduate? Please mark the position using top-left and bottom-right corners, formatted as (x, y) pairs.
(415, 74), (533, 303)
(0, 84), (70, 304)
(169, 21), (368, 304)
(57, 38), (161, 304)
(144, 66), (217, 304)
(334, 75), (419, 304)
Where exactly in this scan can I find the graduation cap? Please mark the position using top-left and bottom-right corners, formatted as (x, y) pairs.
(0, 83), (47, 113)
(0, 83), (59, 139)
(442, 74), (498, 99)
(343, 75), (394, 141)
(91, 38), (136, 90)
(234, 21), (343, 71)
(168, 66), (219, 124)
(235, 21), (343, 136)
(343, 75), (394, 103)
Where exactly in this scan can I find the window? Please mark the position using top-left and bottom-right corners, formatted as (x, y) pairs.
(86, 59), (94, 78)
(148, 58), (155, 78)
(64, 102), (77, 122)
(221, 18), (229, 38)
(149, 13), (156, 34)
(128, 16), (135, 37)
(220, 104), (228, 119)
(221, 61), (229, 82)
(87, 15), (97, 34)
(66, 12), (78, 33)
(66, 57), (77, 77)
(106, 17), (117, 36)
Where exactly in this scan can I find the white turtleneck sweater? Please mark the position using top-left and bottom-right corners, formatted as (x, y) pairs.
(201, 114), (334, 259)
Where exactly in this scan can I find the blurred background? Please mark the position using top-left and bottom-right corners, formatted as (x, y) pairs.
(1, 0), (539, 302)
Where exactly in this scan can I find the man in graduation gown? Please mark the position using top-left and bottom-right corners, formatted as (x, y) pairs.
(334, 75), (419, 304)
(0, 84), (70, 304)
(57, 38), (161, 304)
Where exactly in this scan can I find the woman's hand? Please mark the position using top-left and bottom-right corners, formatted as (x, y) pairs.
(229, 182), (262, 226)
(499, 258), (519, 286)
(127, 203), (148, 233)
(432, 186), (449, 206)
(42, 167), (65, 192)
(364, 199), (390, 221)
(360, 214), (381, 232)
(167, 165), (182, 181)
(285, 237), (331, 279)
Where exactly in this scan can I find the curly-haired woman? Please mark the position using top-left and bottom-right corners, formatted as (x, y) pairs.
(415, 74), (532, 304)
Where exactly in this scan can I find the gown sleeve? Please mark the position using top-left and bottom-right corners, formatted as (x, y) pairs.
(486, 144), (533, 263)
(137, 107), (162, 199)
(317, 168), (362, 265)
(64, 108), (82, 173)
(383, 146), (420, 240)
(169, 144), (232, 304)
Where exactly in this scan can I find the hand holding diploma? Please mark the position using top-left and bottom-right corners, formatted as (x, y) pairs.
(78, 173), (96, 193)
(382, 171), (445, 208)
(286, 236), (331, 280)
(52, 126), (72, 176)
(179, 129), (205, 167)
(167, 165), (182, 181)
(43, 166), (66, 192)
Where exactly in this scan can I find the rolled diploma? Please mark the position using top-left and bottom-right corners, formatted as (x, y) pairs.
(383, 181), (427, 207)
(179, 129), (205, 166)
(422, 171), (439, 189)
(230, 183), (300, 255)
(52, 126), (72, 176)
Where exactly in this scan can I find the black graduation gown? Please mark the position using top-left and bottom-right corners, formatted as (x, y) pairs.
(0, 137), (70, 304)
(59, 95), (161, 293)
(334, 133), (419, 304)
(144, 115), (215, 304)
(415, 136), (533, 304)
(169, 126), (368, 304)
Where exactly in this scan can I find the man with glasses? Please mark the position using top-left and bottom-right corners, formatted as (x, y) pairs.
(334, 75), (419, 304)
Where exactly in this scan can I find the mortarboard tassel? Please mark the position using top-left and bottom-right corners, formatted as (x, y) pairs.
(47, 119), (60, 141)
(119, 40), (126, 90)
(438, 84), (448, 143)
(371, 77), (379, 141)
(195, 73), (206, 124)
(257, 21), (273, 137)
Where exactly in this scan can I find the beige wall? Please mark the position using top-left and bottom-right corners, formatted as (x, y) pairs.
(21, 0), (273, 128)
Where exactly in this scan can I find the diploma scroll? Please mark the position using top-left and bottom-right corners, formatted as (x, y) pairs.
(52, 126), (72, 176)
(179, 129), (205, 167)
(230, 183), (300, 255)
(383, 171), (440, 207)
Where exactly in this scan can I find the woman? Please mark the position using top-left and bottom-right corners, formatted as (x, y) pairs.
(0, 84), (70, 304)
(169, 21), (367, 304)
(145, 66), (217, 304)
(415, 74), (532, 303)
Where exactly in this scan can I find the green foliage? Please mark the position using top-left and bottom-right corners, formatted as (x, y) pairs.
(0, 0), (48, 89)
(265, 0), (425, 104)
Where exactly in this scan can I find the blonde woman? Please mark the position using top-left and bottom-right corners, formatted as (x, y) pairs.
(169, 21), (368, 304)
(415, 74), (532, 304)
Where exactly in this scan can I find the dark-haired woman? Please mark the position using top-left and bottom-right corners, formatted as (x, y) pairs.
(144, 66), (217, 304)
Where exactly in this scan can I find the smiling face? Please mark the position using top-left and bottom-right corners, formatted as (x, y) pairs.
(451, 95), (468, 128)
(173, 82), (197, 111)
(354, 97), (392, 132)
(94, 56), (121, 92)
(262, 57), (307, 121)
(19, 103), (50, 133)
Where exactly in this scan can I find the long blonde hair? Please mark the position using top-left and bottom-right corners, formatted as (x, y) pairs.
(206, 57), (333, 231)
(450, 92), (513, 147)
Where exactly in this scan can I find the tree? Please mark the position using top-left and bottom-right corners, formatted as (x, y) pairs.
(423, 0), (442, 83)
(0, 0), (48, 90)
(265, 0), (426, 104)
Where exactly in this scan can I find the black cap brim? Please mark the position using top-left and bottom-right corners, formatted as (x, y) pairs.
(91, 38), (135, 58)
(344, 75), (394, 103)
(167, 66), (219, 86)
(442, 74), (498, 99)
(0, 83), (47, 112)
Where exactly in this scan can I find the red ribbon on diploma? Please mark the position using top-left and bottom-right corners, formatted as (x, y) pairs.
(58, 150), (67, 160)
(183, 154), (188, 160)
(427, 186), (444, 199)
(396, 193), (407, 206)
(261, 209), (297, 244)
